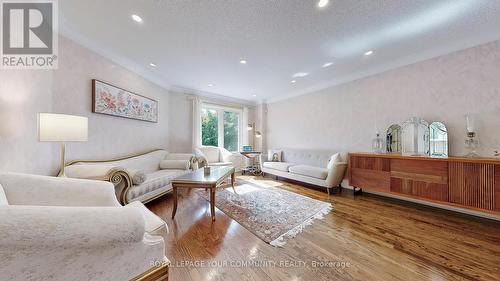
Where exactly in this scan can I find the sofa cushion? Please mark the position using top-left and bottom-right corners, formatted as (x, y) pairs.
(267, 149), (283, 162)
(128, 169), (188, 200)
(160, 159), (190, 170)
(127, 169), (148, 185)
(0, 184), (8, 205)
(327, 153), (342, 169)
(288, 165), (329, 180)
(126, 201), (168, 236)
(263, 162), (295, 172)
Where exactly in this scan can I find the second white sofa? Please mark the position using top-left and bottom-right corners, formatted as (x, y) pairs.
(262, 149), (347, 195)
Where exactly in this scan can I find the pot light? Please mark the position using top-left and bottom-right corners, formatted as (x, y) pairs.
(252, 94), (257, 97)
(292, 72), (309, 78)
(318, 0), (329, 8)
(208, 83), (214, 87)
(131, 14), (143, 23)
(240, 59), (247, 64)
(149, 63), (157, 67)
(364, 50), (374, 56)
(322, 62), (333, 67)
(291, 80), (297, 84)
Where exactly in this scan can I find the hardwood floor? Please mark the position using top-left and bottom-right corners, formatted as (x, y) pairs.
(147, 175), (500, 281)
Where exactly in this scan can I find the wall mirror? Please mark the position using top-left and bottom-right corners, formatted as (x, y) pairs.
(429, 122), (448, 157)
(386, 124), (402, 153)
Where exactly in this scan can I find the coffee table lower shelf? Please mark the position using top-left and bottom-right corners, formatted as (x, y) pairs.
(171, 166), (235, 221)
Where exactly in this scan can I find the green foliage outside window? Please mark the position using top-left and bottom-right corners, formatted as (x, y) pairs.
(201, 109), (218, 146)
(224, 111), (239, 151)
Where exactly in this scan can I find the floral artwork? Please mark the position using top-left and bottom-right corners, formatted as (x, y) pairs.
(92, 79), (158, 122)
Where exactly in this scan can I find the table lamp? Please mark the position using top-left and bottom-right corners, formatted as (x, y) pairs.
(38, 113), (88, 177)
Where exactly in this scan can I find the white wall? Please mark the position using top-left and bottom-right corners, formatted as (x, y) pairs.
(267, 39), (500, 158)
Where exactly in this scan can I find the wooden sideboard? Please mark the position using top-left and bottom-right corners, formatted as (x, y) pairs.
(348, 153), (500, 215)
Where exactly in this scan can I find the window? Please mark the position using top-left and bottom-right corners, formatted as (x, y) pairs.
(201, 105), (241, 152)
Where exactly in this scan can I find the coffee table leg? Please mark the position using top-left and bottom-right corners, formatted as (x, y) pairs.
(210, 186), (216, 221)
(171, 185), (178, 219)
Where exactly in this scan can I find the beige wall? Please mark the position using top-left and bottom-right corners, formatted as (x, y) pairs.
(267, 39), (500, 158)
(0, 70), (56, 174)
(0, 36), (255, 175)
(0, 37), (171, 175)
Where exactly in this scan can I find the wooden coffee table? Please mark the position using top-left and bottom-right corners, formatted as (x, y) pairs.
(171, 166), (235, 221)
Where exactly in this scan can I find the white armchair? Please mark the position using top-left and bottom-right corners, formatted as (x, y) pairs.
(195, 146), (243, 170)
(0, 172), (169, 281)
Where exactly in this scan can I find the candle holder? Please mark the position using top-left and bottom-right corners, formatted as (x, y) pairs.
(464, 132), (479, 158)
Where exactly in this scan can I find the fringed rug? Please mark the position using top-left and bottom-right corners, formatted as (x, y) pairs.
(196, 179), (332, 247)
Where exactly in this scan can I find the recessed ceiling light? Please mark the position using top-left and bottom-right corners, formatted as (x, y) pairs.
(240, 59), (247, 64)
(364, 50), (374, 56)
(208, 83), (214, 87)
(149, 63), (157, 67)
(322, 62), (333, 67)
(131, 14), (143, 23)
(292, 72), (309, 78)
(291, 80), (297, 84)
(252, 94), (257, 97)
(318, 0), (329, 8)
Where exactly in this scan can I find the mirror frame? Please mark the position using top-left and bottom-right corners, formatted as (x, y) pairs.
(386, 124), (402, 153)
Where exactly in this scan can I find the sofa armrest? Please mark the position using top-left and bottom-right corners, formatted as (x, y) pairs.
(325, 162), (347, 187)
(0, 206), (145, 248)
(0, 172), (121, 207)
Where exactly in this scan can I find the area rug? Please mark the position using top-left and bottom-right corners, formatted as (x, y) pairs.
(196, 179), (332, 247)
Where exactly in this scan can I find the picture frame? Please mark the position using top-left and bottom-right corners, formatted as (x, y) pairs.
(92, 79), (158, 122)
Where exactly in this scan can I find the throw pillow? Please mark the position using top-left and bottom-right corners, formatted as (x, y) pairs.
(0, 183), (8, 206)
(160, 159), (190, 170)
(267, 149), (283, 162)
(327, 153), (342, 169)
(127, 169), (148, 185)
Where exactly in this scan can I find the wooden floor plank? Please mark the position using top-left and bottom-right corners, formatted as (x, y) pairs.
(147, 175), (500, 281)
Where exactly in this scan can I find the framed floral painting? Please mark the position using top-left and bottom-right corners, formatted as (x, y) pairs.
(92, 79), (158, 122)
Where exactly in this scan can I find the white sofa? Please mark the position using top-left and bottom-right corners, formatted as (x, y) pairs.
(65, 149), (196, 205)
(262, 149), (347, 195)
(195, 146), (243, 170)
(0, 172), (169, 281)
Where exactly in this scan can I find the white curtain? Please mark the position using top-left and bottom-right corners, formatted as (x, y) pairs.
(192, 97), (202, 151)
(242, 107), (249, 147)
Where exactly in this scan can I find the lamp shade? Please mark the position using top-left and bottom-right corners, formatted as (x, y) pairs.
(38, 113), (88, 142)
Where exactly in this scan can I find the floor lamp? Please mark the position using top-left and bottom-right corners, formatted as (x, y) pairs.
(247, 122), (262, 151)
(38, 113), (88, 177)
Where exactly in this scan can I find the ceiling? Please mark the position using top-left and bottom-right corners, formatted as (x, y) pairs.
(59, 0), (500, 104)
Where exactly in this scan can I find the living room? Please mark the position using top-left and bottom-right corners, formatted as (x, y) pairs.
(1, 0), (499, 280)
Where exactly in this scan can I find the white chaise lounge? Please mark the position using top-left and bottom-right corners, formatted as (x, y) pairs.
(65, 149), (196, 205)
(261, 149), (347, 195)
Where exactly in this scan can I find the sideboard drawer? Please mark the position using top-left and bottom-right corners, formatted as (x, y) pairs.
(351, 168), (390, 192)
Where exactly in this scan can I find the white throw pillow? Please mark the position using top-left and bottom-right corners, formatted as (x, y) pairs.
(327, 153), (342, 169)
(0, 183), (8, 206)
(127, 169), (148, 185)
(160, 160), (190, 170)
(267, 150), (283, 162)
